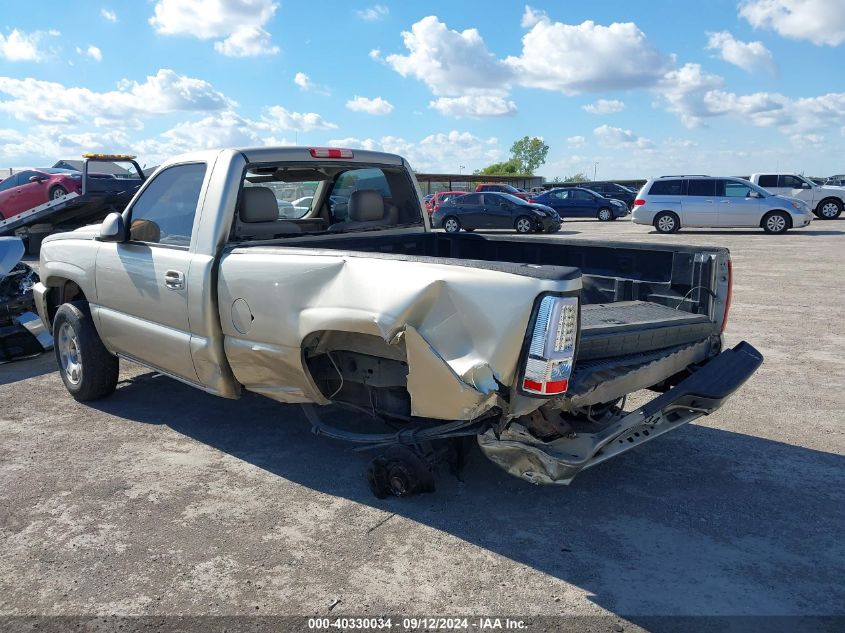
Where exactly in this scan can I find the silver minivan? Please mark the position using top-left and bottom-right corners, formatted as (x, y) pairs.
(632, 176), (813, 234)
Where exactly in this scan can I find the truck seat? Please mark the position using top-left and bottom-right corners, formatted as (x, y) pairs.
(329, 190), (398, 231)
(236, 187), (301, 239)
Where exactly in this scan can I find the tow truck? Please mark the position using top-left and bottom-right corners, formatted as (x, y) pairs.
(0, 154), (147, 253)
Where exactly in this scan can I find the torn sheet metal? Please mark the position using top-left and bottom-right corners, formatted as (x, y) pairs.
(0, 237), (54, 362)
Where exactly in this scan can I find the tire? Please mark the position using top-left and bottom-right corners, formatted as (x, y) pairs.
(49, 185), (68, 201)
(596, 207), (613, 222)
(443, 216), (461, 233)
(815, 198), (843, 220)
(53, 302), (119, 401)
(762, 211), (790, 234)
(654, 211), (680, 234)
(515, 216), (533, 233)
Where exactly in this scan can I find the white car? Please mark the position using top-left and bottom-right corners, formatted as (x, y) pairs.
(632, 175), (813, 234)
(749, 173), (844, 219)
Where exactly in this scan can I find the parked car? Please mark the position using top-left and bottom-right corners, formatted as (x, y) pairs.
(632, 176), (813, 234)
(432, 191), (560, 233)
(824, 175), (845, 187)
(583, 182), (638, 208)
(0, 168), (84, 220)
(749, 173), (844, 219)
(429, 190), (466, 216)
(34, 146), (761, 497)
(475, 183), (531, 200)
(423, 194), (434, 212)
(529, 187), (628, 221)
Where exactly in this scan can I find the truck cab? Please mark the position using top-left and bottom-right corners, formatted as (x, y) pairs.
(750, 173), (844, 219)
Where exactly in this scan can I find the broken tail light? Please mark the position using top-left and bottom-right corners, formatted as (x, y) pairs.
(521, 295), (578, 396)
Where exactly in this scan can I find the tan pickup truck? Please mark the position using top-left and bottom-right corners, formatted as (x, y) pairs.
(34, 146), (762, 497)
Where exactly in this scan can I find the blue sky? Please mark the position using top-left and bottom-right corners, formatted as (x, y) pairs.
(1, 0), (843, 178)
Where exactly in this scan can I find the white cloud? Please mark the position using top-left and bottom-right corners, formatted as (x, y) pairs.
(385, 16), (511, 96)
(77, 45), (103, 62)
(150, 0), (280, 56)
(567, 135), (586, 148)
(504, 17), (670, 94)
(739, 0), (845, 46)
(368, 48), (381, 60)
(583, 99), (625, 114)
(593, 124), (654, 149)
(357, 4), (388, 21)
(521, 5), (546, 28)
(0, 69), (234, 128)
(294, 72), (314, 91)
(0, 29), (58, 62)
(658, 63), (725, 127)
(429, 95), (516, 117)
(263, 106), (337, 131)
(706, 31), (777, 75)
(329, 131), (503, 172)
(345, 95), (394, 115)
(101, 8), (117, 22)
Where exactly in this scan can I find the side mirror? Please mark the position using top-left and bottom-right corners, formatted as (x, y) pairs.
(749, 191), (763, 199)
(28, 175), (44, 183)
(802, 182), (812, 189)
(98, 212), (127, 242)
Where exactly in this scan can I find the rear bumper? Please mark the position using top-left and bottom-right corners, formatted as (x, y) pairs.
(478, 341), (763, 485)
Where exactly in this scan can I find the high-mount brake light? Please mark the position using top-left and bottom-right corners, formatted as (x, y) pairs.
(309, 148), (354, 159)
(521, 296), (578, 396)
(633, 199), (646, 206)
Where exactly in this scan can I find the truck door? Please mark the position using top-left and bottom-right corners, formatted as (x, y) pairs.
(681, 179), (719, 226)
(717, 179), (761, 227)
(778, 175), (813, 204)
(94, 162), (208, 383)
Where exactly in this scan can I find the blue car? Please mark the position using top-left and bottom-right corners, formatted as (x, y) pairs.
(529, 187), (629, 221)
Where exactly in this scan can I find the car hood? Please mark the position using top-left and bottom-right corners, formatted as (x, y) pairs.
(527, 203), (558, 216)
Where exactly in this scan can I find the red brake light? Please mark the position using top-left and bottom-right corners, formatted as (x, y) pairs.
(309, 148), (354, 159)
(721, 260), (733, 333)
(634, 199), (646, 206)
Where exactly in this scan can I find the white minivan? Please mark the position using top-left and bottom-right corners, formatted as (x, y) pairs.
(632, 176), (813, 234)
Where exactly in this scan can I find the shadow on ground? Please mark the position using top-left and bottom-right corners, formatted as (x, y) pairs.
(0, 352), (56, 386)
(91, 371), (845, 623)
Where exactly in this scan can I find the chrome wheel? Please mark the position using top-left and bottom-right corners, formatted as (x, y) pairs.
(516, 217), (532, 233)
(820, 201), (840, 218)
(597, 208), (612, 221)
(765, 214), (787, 233)
(444, 218), (459, 233)
(57, 322), (82, 386)
(657, 215), (676, 232)
(51, 188), (67, 200)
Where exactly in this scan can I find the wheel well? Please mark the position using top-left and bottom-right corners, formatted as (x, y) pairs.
(654, 210), (679, 222)
(761, 209), (792, 228)
(46, 279), (87, 324)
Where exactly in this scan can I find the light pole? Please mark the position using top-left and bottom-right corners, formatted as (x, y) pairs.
(459, 165), (465, 175)
(593, 161), (599, 181)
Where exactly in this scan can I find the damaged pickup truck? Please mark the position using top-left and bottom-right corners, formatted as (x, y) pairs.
(33, 147), (763, 497)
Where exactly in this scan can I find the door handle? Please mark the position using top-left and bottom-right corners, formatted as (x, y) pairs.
(720, 200), (730, 204)
(164, 270), (185, 290)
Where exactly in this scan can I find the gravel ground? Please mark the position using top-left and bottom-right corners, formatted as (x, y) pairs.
(1, 219), (843, 630)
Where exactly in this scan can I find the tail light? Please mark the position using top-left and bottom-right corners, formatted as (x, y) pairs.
(521, 295), (578, 396)
(309, 148), (354, 159)
(633, 199), (646, 206)
(721, 260), (733, 333)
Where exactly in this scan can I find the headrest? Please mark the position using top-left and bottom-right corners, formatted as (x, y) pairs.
(348, 190), (385, 222)
(240, 187), (279, 223)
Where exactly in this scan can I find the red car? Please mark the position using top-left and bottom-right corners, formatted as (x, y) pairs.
(429, 191), (467, 215)
(0, 168), (83, 220)
(475, 183), (531, 200)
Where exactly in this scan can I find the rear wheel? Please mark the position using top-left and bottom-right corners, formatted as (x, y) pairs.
(596, 207), (613, 222)
(515, 216), (533, 233)
(654, 211), (680, 234)
(762, 211), (789, 234)
(443, 216), (461, 233)
(816, 198), (843, 219)
(49, 185), (68, 201)
(53, 302), (118, 401)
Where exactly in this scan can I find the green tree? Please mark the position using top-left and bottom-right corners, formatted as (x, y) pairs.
(563, 172), (589, 183)
(510, 136), (549, 175)
(474, 158), (522, 175)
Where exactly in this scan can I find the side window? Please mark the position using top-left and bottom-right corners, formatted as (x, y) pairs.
(15, 171), (34, 185)
(0, 176), (17, 192)
(648, 179), (683, 196)
(780, 175), (803, 188)
(688, 179), (715, 196)
(573, 190), (592, 201)
(722, 181), (753, 198)
(757, 175), (778, 188)
(128, 163), (206, 247)
(460, 193), (481, 205)
(552, 190), (570, 200)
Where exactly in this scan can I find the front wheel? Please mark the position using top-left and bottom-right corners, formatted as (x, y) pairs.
(654, 211), (680, 234)
(596, 207), (613, 222)
(515, 216), (533, 233)
(443, 216), (461, 233)
(49, 185), (68, 201)
(816, 199), (843, 219)
(762, 211), (789, 234)
(53, 302), (119, 401)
